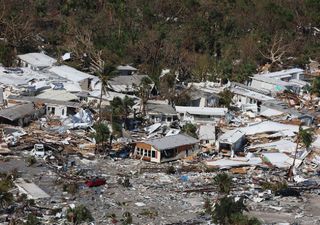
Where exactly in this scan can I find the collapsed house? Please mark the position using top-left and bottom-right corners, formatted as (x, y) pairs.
(260, 100), (314, 125)
(8, 95), (81, 119)
(0, 103), (45, 126)
(134, 134), (199, 163)
(217, 121), (300, 153)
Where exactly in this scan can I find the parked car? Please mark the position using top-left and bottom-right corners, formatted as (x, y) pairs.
(31, 144), (46, 157)
(85, 177), (106, 187)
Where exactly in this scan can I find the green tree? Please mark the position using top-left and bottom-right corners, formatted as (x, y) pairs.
(311, 77), (320, 97)
(98, 64), (118, 120)
(67, 204), (93, 224)
(181, 123), (198, 139)
(219, 90), (233, 108)
(212, 196), (261, 225)
(92, 122), (110, 153)
(136, 76), (153, 116)
(0, 179), (13, 209)
(289, 126), (313, 180)
(214, 172), (232, 195)
(25, 213), (41, 225)
(212, 196), (247, 225)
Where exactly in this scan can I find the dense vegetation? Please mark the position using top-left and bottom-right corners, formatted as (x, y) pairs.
(1, 0), (320, 83)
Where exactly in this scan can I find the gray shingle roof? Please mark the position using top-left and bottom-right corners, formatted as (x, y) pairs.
(144, 134), (198, 151)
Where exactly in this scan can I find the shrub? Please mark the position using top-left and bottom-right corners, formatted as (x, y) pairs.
(67, 205), (93, 223)
(25, 213), (41, 225)
(165, 165), (176, 175)
(26, 156), (37, 167)
(214, 173), (232, 194)
(122, 211), (132, 225)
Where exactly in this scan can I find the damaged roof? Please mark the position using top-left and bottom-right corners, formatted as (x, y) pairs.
(0, 103), (36, 121)
(146, 102), (177, 115)
(198, 124), (216, 140)
(108, 75), (152, 92)
(49, 65), (95, 83)
(144, 133), (198, 151)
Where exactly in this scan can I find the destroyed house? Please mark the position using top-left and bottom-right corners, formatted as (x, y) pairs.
(0, 103), (45, 126)
(7, 95), (81, 118)
(260, 100), (314, 125)
(134, 134), (199, 163)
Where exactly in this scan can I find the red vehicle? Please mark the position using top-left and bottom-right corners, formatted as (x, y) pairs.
(85, 177), (106, 187)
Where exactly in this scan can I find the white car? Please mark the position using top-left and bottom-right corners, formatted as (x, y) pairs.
(31, 144), (47, 157)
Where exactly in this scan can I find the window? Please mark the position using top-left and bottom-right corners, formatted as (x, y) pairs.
(151, 151), (156, 158)
(144, 150), (148, 156)
(147, 151), (151, 157)
(136, 148), (140, 155)
(62, 109), (65, 116)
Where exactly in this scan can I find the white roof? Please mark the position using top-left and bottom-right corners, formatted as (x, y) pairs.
(260, 108), (284, 117)
(198, 124), (216, 140)
(175, 106), (228, 116)
(219, 129), (245, 144)
(251, 75), (291, 87)
(89, 90), (138, 101)
(117, 65), (137, 71)
(0, 67), (50, 86)
(62, 82), (83, 92)
(15, 178), (50, 199)
(206, 157), (262, 168)
(18, 52), (57, 68)
(240, 121), (299, 136)
(36, 89), (78, 101)
(312, 135), (320, 149)
(231, 87), (274, 102)
(49, 65), (95, 83)
(262, 152), (292, 168)
(288, 79), (309, 87)
(219, 121), (299, 143)
(254, 68), (303, 78)
(248, 140), (296, 153)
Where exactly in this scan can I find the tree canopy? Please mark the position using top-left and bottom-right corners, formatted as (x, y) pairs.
(1, 0), (319, 82)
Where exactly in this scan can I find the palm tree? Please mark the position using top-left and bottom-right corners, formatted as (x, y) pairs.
(288, 125), (313, 180)
(137, 77), (153, 116)
(213, 172), (232, 195)
(98, 64), (117, 121)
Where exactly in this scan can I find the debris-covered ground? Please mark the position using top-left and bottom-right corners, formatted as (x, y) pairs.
(2, 150), (320, 224)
